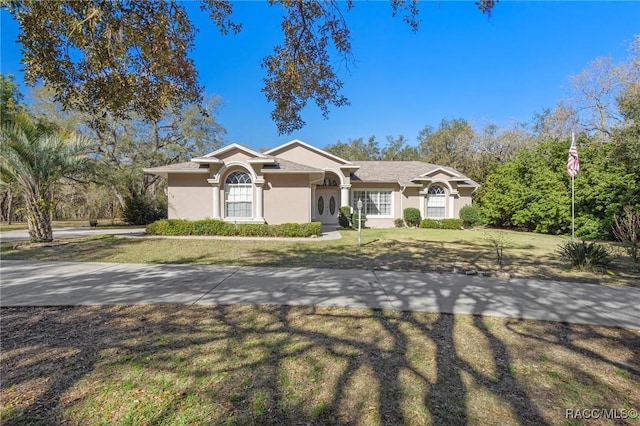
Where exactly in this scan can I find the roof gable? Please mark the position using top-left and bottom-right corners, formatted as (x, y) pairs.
(193, 143), (267, 163)
(419, 167), (460, 178)
(264, 139), (353, 166)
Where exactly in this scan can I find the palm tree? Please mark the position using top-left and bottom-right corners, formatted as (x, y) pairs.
(0, 117), (92, 242)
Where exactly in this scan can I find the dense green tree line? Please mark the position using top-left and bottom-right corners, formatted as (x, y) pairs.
(324, 37), (639, 239)
(0, 75), (224, 226)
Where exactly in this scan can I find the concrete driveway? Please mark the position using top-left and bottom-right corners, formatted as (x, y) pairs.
(1, 260), (639, 329)
(0, 227), (146, 242)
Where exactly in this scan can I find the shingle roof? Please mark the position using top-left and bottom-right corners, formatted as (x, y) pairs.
(350, 161), (479, 187)
(144, 161), (209, 174)
(145, 157), (479, 188)
(261, 157), (324, 173)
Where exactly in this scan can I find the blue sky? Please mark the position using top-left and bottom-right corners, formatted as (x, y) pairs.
(1, 1), (639, 151)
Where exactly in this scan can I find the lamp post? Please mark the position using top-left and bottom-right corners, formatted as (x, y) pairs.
(357, 198), (363, 247)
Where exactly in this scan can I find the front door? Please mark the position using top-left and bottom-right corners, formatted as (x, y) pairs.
(316, 188), (340, 224)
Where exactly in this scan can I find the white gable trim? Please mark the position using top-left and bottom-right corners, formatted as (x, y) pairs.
(265, 139), (353, 165)
(199, 143), (268, 160)
(419, 167), (460, 178)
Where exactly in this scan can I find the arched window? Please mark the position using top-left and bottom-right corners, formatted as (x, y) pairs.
(225, 171), (252, 218)
(426, 185), (446, 218)
(319, 176), (339, 187)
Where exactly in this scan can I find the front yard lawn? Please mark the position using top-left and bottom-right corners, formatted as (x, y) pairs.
(2, 228), (638, 287)
(1, 305), (638, 425)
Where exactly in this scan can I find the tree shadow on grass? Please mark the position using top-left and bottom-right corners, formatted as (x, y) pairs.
(2, 303), (637, 425)
(0, 235), (149, 263)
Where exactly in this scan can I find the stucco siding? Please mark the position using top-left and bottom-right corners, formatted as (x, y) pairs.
(264, 174), (311, 224)
(454, 188), (476, 216)
(402, 187), (421, 213)
(167, 174), (212, 220)
(214, 147), (255, 163)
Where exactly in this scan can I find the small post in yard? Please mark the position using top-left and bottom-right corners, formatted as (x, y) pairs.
(357, 198), (363, 247)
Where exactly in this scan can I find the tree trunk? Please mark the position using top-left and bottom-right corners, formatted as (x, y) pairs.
(7, 188), (13, 224)
(23, 193), (53, 242)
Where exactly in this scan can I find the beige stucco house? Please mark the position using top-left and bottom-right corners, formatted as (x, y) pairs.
(144, 139), (479, 227)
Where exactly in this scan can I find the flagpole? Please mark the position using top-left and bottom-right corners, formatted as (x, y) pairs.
(569, 131), (577, 241)
(571, 174), (575, 241)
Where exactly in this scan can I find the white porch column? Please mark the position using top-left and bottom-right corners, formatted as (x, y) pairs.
(207, 178), (221, 219)
(340, 184), (351, 207)
(255, 179), (265, 222)
(310, 185), (317, 221)
(449, 190), (459, 218)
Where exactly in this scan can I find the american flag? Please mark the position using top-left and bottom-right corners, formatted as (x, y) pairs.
(567, 133), (579, 178)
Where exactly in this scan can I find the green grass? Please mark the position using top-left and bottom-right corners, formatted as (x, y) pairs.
(2, 228), (638, 287)
(1, 305), (638, 425)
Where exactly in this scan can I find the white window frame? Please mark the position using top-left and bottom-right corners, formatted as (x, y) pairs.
(224, 171), (253, 219)
(426, 185), (446, 218)
(352, 189), (393, 218)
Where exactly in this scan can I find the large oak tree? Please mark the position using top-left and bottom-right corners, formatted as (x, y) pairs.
(5, 0), (497, 134)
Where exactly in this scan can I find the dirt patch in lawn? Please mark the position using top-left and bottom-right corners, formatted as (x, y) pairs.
(1, 305), (638, 425)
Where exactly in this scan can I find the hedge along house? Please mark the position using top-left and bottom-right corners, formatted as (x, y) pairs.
(143, 139), (479, 227)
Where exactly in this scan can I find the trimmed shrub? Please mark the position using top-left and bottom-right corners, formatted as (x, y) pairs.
(418, 218), (464, 230)
(299, 222), (323, 237)
(419, 218), (441, 229)
(146, 219), (192, 235)
(441, 219), (464, 230)
(191, 219), (234, 236)
(239, 223), (271, 237)
(394, 218), (405, 228)
(403, 208), (421, 227)
(557, 240), (611, 271)
(146, 219), (322, 238)
(459, 204), (483, 228)
(351, 211), (367, 229)
(339, 206), (352, 228)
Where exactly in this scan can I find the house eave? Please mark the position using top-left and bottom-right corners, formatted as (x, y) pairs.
(143, 168), (210, 177)
(261, 169), (324, 175)
(248, 158), (277, 165)
(191, 158), (221, 164)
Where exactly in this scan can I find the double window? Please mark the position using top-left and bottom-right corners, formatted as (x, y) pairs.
(352, 190), (392, 216)
(426, 185), (446, 218)
(225, 171), (252, 218)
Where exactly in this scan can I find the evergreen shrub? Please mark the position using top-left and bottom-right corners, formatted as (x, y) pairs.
(403, 208), (421, 227)
(122, 194), (167, 225)
(459, 204), (484, 228)
(339, 206), (352, 228)
(146, 220), (322, 238)
(418, 218), (464, 230)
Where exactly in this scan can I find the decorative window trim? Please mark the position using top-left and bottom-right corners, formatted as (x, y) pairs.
(426, 185), (446, 219)
(352, 189), (393, 218)
(224, 170), (253, 219)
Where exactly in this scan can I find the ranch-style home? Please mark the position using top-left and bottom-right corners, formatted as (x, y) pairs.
(144, 139), (479, 228)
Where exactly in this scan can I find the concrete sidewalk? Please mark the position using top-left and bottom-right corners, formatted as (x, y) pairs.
(1, 260), (639, 329)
